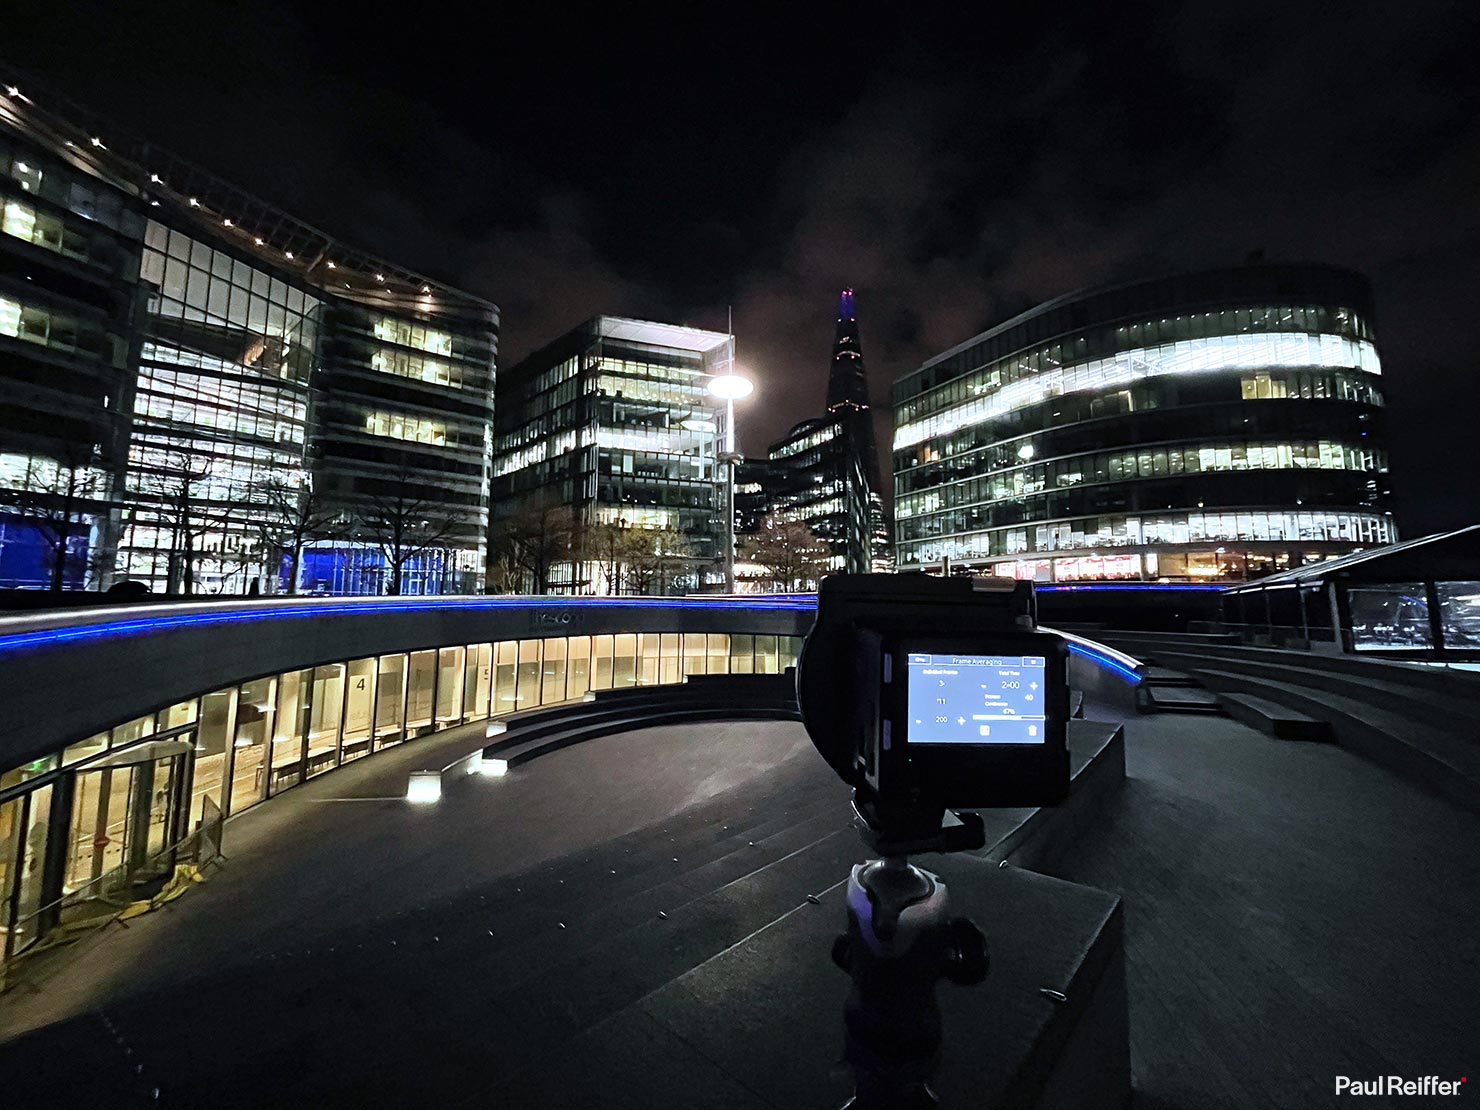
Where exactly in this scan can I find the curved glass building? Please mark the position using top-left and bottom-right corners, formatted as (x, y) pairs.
(0, 73), (497, 595)
(892, 265), (1394, 581)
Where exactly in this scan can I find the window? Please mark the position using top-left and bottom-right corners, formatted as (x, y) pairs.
(363, 411), (449, 446)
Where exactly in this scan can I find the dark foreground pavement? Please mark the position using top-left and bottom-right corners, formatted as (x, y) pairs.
(1053, 708), (1480, 1110)
(2, 707), (1476, 1108)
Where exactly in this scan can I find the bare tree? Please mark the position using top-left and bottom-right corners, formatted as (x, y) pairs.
(140, 450), (215, 595)
(0, 442), (107, 591)
(355, 464), (463, 596)
(488, 504), (579, 594)
(624, 527), (697, 596)
(253, 478), (344, 595)
(739, 514), (832, 592)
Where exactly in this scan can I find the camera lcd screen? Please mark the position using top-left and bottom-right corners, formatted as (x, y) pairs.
(905, 652), (1048, 745)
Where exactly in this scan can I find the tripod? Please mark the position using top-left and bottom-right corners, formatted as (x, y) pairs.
(831, 800), (989, 1110)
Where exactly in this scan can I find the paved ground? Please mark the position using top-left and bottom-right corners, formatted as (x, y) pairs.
(1055, 704), (1480, 1110)
(2, 705), (1477, 1108)
(0, 718), (830, 1040)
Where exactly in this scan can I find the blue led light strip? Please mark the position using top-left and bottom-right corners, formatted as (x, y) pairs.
(0, 595), (820, 657)
(1036, 583), (1226, 592)
(1066, 642), (1143, 684)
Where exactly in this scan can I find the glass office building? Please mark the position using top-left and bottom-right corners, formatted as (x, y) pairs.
(490, 317), (732, 593)
(0, 75), (498, 594)
(0, 94), (143, 589)
(892, 265), (1395, 581)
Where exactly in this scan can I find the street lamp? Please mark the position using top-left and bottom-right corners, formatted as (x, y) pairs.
(707, 371), (754, 593)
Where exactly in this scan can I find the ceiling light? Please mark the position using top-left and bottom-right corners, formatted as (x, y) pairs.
(223, 218), (233, 227)
(4, 86), (19, 97)
(254, 237), (264, 246)
(188, 198), (199, 207)
(90, 136), (105, 149)
(149, 173), (162, 184)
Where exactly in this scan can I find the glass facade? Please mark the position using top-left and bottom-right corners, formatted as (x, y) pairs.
(118, 220), (317, 592)
(0, 122), (141, 590)
(490, 317), (732, 594)
(892, 268), (1395, 581)
(1, 83), (498, 597)
(0, 626), (802, 972)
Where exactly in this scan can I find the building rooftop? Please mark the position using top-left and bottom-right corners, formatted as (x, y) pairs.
(595, 315), (733, 354)
(0, 67), (497, 323)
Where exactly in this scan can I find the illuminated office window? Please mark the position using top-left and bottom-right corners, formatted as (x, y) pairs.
(271, 669), (311, 794)
(465, 644), (492, 721)
(566, 636), (591, 700)
(435, 648), (464, 729)
(493, 642), (518, 712)
(307, 665), (345, 777)
(342, 658), (377, 762)
(231, 676), (276, 815)
(374, 654), (407, 749)
(613, 634), (637, 689)
(406, 651), (437, 734)
(515, 640), (542, 707)
(590, 636), (613, 692)
(637, 633), (661, 686)
(542, 638), (568, 704)
(682, 634), (706, 677)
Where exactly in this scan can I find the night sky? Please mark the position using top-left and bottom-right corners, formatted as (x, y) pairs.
(8, 1), (1479, 532)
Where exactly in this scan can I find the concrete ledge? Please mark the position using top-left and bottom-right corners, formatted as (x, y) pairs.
(980, 720), (1126, 874)
(495, 861), (1129, 1110)
(1219, 692), (1334, 742)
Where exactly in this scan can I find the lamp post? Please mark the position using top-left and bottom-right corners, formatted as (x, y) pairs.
(707, 370), (753, 593)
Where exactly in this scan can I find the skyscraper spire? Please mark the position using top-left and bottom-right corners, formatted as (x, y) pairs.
(827, 286), (871, 413)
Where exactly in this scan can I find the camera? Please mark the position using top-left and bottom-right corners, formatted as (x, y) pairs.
(797, 574), (1070, 831)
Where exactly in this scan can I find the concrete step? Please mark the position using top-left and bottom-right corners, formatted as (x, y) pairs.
(1193, 667), (1480, 814)
(1143, 684), (1225, 713)
(1218, 691), (1335, 742)
(489, 704), (802, 766)
(1143, 666), (1203, 687)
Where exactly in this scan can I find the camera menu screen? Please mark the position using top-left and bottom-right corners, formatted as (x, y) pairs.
(905, 653), (1048, 745)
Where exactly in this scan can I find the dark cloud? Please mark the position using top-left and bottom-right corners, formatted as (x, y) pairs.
(7, 0), (1478, 530)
